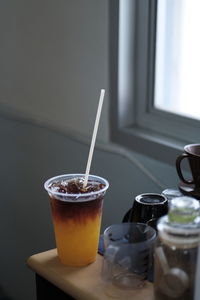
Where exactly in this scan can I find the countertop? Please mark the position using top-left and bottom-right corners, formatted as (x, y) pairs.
(27, 249), (154, 300)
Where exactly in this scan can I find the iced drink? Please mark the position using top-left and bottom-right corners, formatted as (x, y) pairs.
(44, 174), (109, 267)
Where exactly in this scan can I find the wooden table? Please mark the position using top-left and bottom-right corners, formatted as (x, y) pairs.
(27, 249), (154, 300)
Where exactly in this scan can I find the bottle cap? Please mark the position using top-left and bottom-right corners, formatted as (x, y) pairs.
(168, 196), (200, 224)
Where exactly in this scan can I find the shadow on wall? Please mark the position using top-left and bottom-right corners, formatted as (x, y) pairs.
(0, 115), (179, 300)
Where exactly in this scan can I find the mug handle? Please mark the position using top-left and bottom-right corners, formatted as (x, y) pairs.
(176, 153), (194, 184)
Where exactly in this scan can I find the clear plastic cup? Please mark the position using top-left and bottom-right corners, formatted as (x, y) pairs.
(102, 223), (156, 291)
(44, 174), (109, 267)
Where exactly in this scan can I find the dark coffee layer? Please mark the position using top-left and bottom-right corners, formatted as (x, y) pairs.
(50, 196), (103, 223)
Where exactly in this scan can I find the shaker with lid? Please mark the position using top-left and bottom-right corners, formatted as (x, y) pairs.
(154, 196), (200, 300)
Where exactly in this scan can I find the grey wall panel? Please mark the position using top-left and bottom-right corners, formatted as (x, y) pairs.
(0, 115), (180, 300)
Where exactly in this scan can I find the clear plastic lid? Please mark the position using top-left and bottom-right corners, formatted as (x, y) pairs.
(168, 196), (200, 224)
(157, 197), (200, 248)
(44, 174), (109, 202)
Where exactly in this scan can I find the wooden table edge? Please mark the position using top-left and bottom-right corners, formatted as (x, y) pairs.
(27, 249), (154, 300)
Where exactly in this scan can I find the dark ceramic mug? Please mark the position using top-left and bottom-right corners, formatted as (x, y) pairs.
(176, 144), (200, 188)
(122, 193), (168, 230)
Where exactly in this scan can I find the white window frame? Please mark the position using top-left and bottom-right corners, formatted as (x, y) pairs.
(110, 0), (200, 165)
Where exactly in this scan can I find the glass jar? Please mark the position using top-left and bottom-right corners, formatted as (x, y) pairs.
(154, 196), (200, 300)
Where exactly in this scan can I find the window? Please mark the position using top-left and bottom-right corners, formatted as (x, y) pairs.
(110, 0), (200, 165)
(155, 0), (200, 121)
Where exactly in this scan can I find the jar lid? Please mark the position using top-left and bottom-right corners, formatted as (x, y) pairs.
(157, 207), (200, 248)
(168, 196), (200, 224)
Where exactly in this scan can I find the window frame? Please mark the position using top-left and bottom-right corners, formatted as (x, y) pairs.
(109, 0), (200, 166)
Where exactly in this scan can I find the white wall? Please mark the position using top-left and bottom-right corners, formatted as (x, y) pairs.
(0, 114), (179, 300)
(0, 0), (109, 142)
(0, 2), (185, 300)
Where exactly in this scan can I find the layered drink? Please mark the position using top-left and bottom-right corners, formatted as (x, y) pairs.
(44, 174), (109, 267)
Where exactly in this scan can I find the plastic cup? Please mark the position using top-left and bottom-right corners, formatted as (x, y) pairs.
(44, 174), (109, 267)
(102, 223), (156, 291)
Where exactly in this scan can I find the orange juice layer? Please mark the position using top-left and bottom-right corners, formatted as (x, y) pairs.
(53, 215), (102, 266)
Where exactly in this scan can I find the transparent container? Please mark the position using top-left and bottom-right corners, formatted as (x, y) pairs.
(161, 189), (182, 202)
(154, 196), (200, 300)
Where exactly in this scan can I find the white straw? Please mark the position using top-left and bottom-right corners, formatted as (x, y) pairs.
(83, 89), (105, 187)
